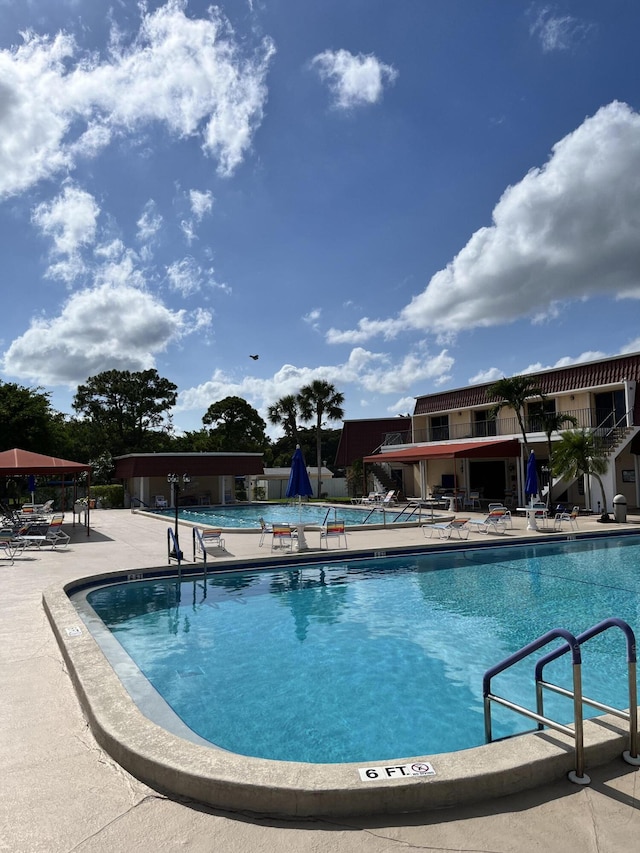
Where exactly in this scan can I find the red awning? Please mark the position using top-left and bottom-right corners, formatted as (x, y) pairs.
(363, 438), (521, 464)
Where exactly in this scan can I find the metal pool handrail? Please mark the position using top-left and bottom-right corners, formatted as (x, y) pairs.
(483, 628), (589, 784)
(534, 617), (639, 766)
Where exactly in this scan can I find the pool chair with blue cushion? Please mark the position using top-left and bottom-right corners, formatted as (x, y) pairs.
(201, 528), (225, 551)
(468, 509), (509, 535)
(271, 524), (295, 551)
(554, 505), (580, 532)
(319, 520), (347, 549)
(424, 518), (470, 540)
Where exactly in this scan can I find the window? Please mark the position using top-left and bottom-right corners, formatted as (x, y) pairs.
(430, 415), (449, 442)
(473, 409), (496, 437)
(527, 399), (556, 433)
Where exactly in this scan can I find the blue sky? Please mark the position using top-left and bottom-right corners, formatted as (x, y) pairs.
(1, 0), (640, 437)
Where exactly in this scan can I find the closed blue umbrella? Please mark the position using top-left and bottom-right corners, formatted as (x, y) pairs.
(525, 450), (538, 500)
(286, 446), (313, 499)
(286, 446), (313, 551)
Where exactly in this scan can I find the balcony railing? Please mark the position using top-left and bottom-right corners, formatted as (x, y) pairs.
(381, 408), (624, 447)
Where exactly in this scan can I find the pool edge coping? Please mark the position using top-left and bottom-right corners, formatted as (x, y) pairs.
(42, 538), (638, 818)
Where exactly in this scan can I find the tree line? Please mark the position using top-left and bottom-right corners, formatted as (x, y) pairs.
(0, 371), (345, 494)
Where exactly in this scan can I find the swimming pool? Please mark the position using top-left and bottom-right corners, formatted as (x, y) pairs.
(76, 535), (640, 765)
(155, 502), (409, 528)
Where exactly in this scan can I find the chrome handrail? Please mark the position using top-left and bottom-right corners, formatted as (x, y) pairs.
(483, 628), (588, 783)
(534, 617), (638, 765)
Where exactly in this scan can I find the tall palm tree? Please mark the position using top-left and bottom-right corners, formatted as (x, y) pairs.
(537, 406), (578, 508)
(551, 429), (610, 516)
(487, 375), (542, 455)
(267, 395), (301, 446)
(297, 380), (345, 498)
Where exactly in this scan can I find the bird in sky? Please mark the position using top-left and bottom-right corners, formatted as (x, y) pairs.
(249, 354), (259, 360)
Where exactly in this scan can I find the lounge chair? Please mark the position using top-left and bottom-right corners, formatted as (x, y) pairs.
(201, 528), (225, 551)
(18, 514), (69, 549)
(0, 529), (25, 564)
(554, 506), (579, 532)
(468, 510), (509, 535)
(424, 518), (470, 540)
(361, 492), (380, 505)
(271, 524), (295, 551)
(380, 490), (397, 507)
(154, 495), (168, 509)
(319, 521), (347, 549)
(258, 517), (273, 547)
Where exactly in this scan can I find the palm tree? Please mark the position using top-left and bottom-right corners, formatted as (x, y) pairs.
(551, 429), (610, 517)
(267, 395), (301, 446)
(487, 375), (542, 455)
(297, 380), (345, 498)
(537, 406), (579, 508)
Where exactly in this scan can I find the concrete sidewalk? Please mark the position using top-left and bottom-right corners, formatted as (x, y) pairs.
(2, 508), (639, 852)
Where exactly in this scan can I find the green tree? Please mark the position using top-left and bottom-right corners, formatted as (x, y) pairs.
(487, 375), (543, 455)
(267, 395), (301, 447)
(297, 380), (345, 497)
(202, 396), (268, 452)
(72, 369), (178, 456)
(551, 429), (610, 516)
(537, 404), (578, 508)
(0, 382), (60, 453)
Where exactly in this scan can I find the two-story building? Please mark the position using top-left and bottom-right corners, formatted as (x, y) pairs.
(360, 352), (640, 512)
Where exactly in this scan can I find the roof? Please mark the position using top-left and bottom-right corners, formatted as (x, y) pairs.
(113, 452), (264, 478)
(414, 351), (640, 416)
(364, 438), (521, 464)
(334, 417), (411, 466)
(0, 448), (91, 476)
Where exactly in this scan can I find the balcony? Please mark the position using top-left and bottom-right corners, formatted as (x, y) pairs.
(381, 408), (614, 447)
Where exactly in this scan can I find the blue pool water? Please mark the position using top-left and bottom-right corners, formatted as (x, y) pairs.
(82, 535), (640, 764)
(157, 503), (405, 528)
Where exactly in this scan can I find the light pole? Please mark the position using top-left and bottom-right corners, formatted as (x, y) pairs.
(167, 473), (190, 559)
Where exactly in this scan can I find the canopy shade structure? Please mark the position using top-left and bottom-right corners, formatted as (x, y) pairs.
(0, 448), (91, 476)
(363, 438), (521, 465)
(0, 448), (91, 535)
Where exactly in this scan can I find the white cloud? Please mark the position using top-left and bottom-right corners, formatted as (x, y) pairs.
(303, 308), (321, 330)
(327, 102), (640, 344)
(529, 7), (593, 52)
(311, 48), (397, 109)
(1, 283), (189, 385)
(137, 200), (163, 243)
(0, 1), (275, 198)
(31, 184), (99, 261)
(189, 189), (214, 221)
(177, 346), (453, 428)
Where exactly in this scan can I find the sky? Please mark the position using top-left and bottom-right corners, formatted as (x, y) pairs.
(1, 0), (640, 439)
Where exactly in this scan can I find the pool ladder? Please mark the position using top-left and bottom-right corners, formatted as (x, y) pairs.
(483, 617), (639, 785)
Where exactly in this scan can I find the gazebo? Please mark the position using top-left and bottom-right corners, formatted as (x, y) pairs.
(0, 448), (92, 534)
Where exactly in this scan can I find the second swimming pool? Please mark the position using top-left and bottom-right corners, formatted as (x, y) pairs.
(77, 535), (640, 764)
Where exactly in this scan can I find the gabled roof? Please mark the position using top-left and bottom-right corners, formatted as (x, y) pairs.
(414, 352), (640, 416)
(334, 417), (411, 467)
(0, 448), (91, 476)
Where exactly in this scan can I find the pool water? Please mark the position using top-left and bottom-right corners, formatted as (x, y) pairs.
(156, 503), (405, 528)
(82, 536), (640, 764)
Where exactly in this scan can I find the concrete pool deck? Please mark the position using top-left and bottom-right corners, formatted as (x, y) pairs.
(3, 506), (640, 851)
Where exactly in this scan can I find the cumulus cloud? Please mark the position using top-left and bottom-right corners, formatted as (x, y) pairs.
(32, 184), (99, 256)
(177, 346), (453, 430)
(327, 102), (640, 345)
(311, 48), (397, 109)
(1, 283), (190, 385)
(0, 0), (275, 198)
